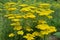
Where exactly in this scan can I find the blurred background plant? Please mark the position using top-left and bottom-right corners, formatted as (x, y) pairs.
(0, 0), (60, 40)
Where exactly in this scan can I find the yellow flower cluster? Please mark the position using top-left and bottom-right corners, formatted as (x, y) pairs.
(36, 3), (54, 19)
(4, 2), (57, 40)
(23, 32), (40, 40)
(4, 14), (24, 37)
(9, 33), (15, 37)
(4, 2), (54, 19)
(39, 3), (50, 8)
(35, 20), (57, 37)
(38, 10), (54, 16)
(8, 8), (17, 11)
(17, 31), (24, 35)
(4, 2), (17, 11)
(23, 33), (34, 40)
(36, 24), (50, 30)
(22, 13), (36, 19)
(13, 26), (22, 30)
(4, 14), (22, 19)
(20, 6), (36, 12)
(25, 26), (33, 32)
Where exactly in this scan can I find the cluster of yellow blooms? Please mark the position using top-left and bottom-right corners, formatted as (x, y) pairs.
(4, 2), (17, 11)
(4, 14), (24, 37)
(4, 2), (57, 40)
(36, 20), (57, 36)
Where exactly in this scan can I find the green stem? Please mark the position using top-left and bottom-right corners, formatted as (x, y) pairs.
(42, 35), (49, 40)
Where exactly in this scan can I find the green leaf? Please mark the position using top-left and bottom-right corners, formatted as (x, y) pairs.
(53, 32), (60, 38)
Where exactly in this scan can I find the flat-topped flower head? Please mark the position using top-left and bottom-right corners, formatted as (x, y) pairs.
(23, 33), (34, 40)
(49, 26), (57, 33)
(25, 26), (33, 32)
(17, 30), (24, 35)
(7, 7), (17, 11)
(39, 3), (50, 8)
(36, 24), (50, 30)
(9, 33), (15, 37)
(13, 26), (22, 30)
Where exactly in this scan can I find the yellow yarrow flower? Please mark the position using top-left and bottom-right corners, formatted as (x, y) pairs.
(4, 2), (16, 9)
(5, 14), (22, 19)
(23, 33), (34, 40)
(17, 30), (24, 35)
(13, 26), (22, 30)
(40, 31), (50, 35)
(22, 13), (36, 19)
(20, 7), (31, 12)
(40, 26), (57, 36)
(10, 22), (20, 26)
(49, 26), (57, 33)
(15, 15), (22, 18)
(26, 13), (36, 18)
(40, 3), (50, 6)
(8, 16), (15, 19)
(39, 3), (50, 8)
(11, 19), (20, 21)
(25, 27), (33, 32)
(4, 14), (14, 17)
(47, 16), (53, 19)
(32, 31), (39, 37)
(7, 8), (17, 11)
(39, 26), (57, 36)
(4, 2), (16, 7)
(9, 33), (15, 37)
(36, 24), (50, 30)
(39, 10), (54, 16)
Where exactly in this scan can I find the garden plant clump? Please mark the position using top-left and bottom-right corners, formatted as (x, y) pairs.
(0, 0), (60, 40)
